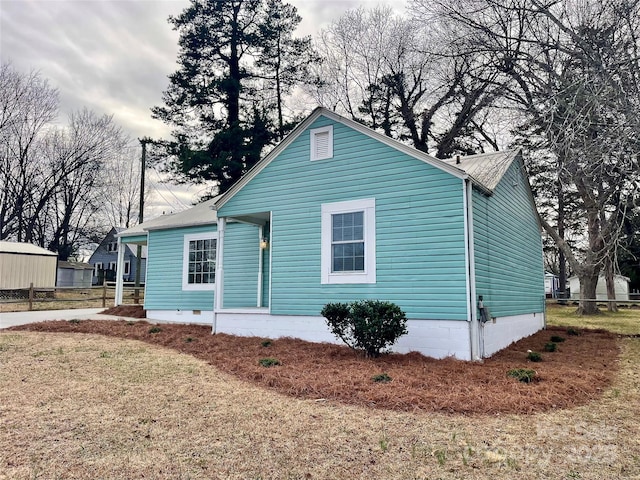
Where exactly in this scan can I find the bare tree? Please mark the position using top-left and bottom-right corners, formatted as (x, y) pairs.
(0, 63), (141, 259)
(309, 5), (505, 157)
(0, 64), (59, 241)
(96, 141), (141, 231)
(419, 0), (640, 313)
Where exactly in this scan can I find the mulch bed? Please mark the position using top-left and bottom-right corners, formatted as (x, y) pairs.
(8, 320), (619, 415)
(101, 305), (146, 318)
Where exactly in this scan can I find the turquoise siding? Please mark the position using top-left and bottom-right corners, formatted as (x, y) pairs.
(145, 225), (217, 311)
(219, 116), (469, 320)
(472, 160), (545, 316)
(223, 222), (268, 308)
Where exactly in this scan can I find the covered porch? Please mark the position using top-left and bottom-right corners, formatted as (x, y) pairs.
(213, 211), (271, 331)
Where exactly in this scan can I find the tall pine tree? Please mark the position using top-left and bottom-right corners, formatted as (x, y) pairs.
(152, 0), (316, 194)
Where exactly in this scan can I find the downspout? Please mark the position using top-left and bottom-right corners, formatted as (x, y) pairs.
(464, 179), (481, 360)
(114, 237), (125, 306)
(213, 217), (226, 334)
(257, 225), (264, 308)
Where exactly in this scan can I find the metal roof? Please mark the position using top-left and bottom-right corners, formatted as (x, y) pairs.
(0, 241), (57, 256)
(441, 150), (519, 192)
(118, 197), (219, 237)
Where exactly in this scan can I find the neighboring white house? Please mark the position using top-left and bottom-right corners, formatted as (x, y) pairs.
(0, 241), (57, 290)
(568, 275), (630, 301)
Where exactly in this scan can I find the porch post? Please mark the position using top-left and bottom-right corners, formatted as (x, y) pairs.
(213, 217), (226, 333)
(257, 225), (264, 308)
(114, 237), (125, 306)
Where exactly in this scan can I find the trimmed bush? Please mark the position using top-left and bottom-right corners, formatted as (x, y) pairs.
(550, 335), (566, 343)
(567, 328), (582, 336)
(321, 300), (408, 357)
(544, 342), (557, 352)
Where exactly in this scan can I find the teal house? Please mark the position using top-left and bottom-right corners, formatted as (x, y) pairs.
(116, 107), (545, 360)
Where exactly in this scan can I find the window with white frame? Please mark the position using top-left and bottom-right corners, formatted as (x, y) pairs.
(109, 261), (117, 272)
(94, 262), (102, 277)
(182, 233), (217, 291)
(321, 198), (376, 284)
(123, 261), (130, 276)
(310, 125), (333, 161)
(107, 242), (117, 252)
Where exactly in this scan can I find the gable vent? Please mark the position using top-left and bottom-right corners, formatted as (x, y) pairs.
(315, 131), (329, 157)
(310, 125), (333, 161)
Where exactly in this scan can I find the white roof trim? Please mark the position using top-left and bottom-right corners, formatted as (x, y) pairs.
(214, 107), (469, 210)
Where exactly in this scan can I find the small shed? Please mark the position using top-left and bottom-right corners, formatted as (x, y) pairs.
(0, 241), (57, 289)
(56, 261), (94, 288)
(569, 275), (630, 301)
(544, 272), (560, 298)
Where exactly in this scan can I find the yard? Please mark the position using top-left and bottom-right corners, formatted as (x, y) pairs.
(0, 306), (639, 479)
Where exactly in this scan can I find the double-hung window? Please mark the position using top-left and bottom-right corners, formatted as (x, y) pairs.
(182, 232), (217, 291)
(321, 198), (376, 284)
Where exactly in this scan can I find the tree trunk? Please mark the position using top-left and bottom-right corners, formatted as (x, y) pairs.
(577, 273), (600, 315)
(604, 258), (618, 312)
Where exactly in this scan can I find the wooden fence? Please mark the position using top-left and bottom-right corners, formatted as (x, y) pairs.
(0, 282), (145, 311)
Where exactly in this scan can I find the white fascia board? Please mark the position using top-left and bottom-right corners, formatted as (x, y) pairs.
(144, 220), (217, 232)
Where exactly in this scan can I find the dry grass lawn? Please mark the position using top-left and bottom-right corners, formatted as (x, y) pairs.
(1, 330), (639, 479)
(2, 304), (640, 478)
(547, 303), (640, 335)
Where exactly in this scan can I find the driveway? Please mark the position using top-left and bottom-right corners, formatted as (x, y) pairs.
(0, 308), (139, 329)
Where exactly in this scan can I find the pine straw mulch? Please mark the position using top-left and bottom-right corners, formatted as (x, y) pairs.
(101, 304), (147, 318)
(9, 320), (620, 416)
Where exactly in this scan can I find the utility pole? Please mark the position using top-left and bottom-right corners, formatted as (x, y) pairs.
(134, 137), (151, 303)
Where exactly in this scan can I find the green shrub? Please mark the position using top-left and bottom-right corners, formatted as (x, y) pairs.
(148, 326), (162, 334)
(550, 335), (566, 343)
(259, 357), (280, 367)
(261, 339), (272, 348)
(185, 337), (194, 343)
(507, 368), (537, 383)
(68, 318), (81, 324)
(527, 351), (542, 362)
(544, 342), (557, 352)
(372, 373), (392, 383)
(321, 300), (408, 357)
(567, 328), (582, 336)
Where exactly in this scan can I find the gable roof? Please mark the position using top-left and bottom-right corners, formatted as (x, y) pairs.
(441, 150), (520, 192)
(117, 197), (219, 238)
(214, 107), (475, 210)
(0, 241), (57, 256)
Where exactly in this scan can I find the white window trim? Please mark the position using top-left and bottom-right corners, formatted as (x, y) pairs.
(123, 260), (131, 276)
(182, 232), (217, 291)
(94, 262), (102, 276)
(109, 261), (117, 272)
(310, 125), (333, 161)
(321, 198), (376, 284)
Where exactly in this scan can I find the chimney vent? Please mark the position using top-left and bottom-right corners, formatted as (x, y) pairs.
(456, 155), (461, 165)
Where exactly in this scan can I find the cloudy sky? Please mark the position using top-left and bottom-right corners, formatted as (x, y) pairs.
(0, 0), (405, 215)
